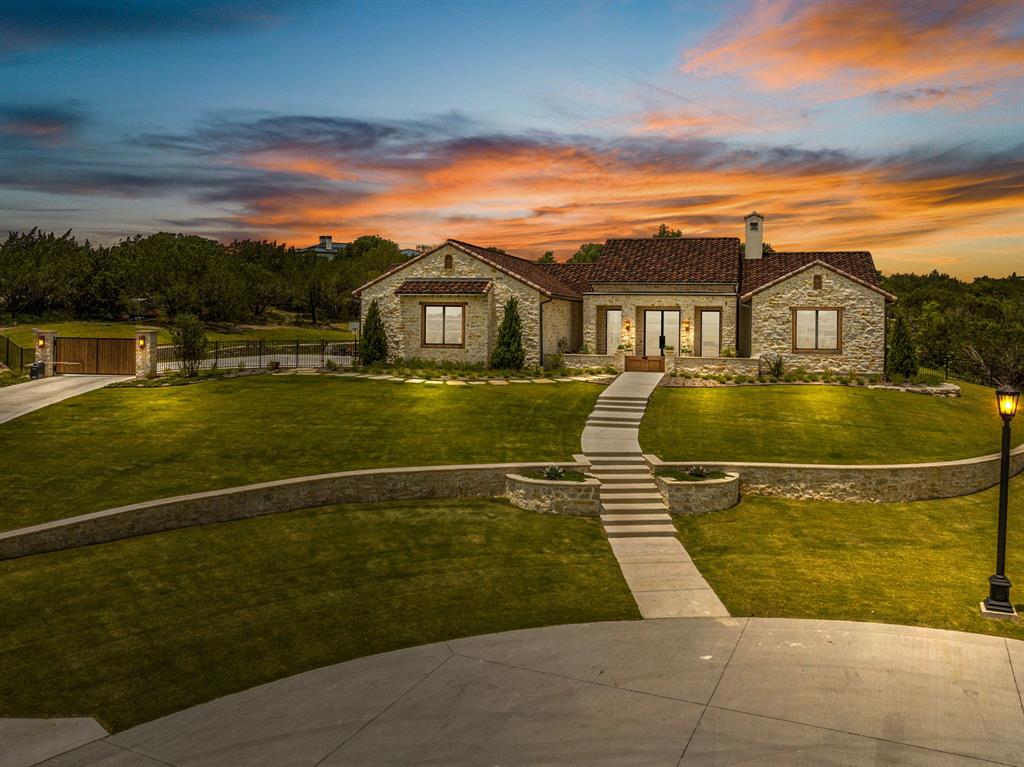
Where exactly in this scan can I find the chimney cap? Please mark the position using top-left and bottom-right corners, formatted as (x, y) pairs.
(744, 211), (764, 220)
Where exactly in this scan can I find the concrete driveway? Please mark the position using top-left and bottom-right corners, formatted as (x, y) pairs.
(27, 618), (1024, 766)
(0, 376), (128, 425)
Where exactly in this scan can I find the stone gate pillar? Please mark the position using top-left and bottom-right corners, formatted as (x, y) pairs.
(33, 328), (57, 377)
(135, 328), (159, 378)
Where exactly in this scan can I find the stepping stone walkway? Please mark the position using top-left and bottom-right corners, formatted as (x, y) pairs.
(581, 372), (729, 619)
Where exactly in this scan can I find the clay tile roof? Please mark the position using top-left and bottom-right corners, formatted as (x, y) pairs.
(447, 240), (582, 299)
(741, 252), (883, 296)
(587, 238), (742, 284)
(536, 261), (601, 294)
(395, 279), (492, 295)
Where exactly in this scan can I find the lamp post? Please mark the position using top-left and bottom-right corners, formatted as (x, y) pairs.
(982, 385), (1020, 618)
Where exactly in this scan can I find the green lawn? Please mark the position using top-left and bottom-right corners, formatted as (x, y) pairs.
(0, 377), (599, 531)
(641, 381), (1020, 464)
(675, 475), (1024, 642)
(0, 498), (638, 731)
(0, 320), (353, 346)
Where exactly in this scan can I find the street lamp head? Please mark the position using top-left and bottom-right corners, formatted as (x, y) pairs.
(996, 385), (1020, 422)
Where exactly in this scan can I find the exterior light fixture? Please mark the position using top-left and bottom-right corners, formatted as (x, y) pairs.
(624, 319), (632, 331)
(982, 384), (1020, 618)
(683, 319), (691, 332)
(36, 336), (45, 348)
(137, 336), (147, 350)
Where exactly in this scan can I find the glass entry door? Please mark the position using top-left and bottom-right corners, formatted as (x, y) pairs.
(644, 310), (680, 357)
(699, 309), (721, 357)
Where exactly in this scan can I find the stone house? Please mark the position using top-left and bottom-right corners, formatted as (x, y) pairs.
(353, 213), (895, 373)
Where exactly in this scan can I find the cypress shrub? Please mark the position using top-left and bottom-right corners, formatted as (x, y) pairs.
(360, 299), (389, 365)
(887, 313), (919, 379)
(490, 296), (526, 370)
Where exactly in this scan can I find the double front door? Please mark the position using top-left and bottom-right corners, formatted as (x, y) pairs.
(643, 310), (680, 357)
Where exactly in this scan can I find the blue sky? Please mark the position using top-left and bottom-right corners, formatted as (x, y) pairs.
(1, 0), (1021, 277)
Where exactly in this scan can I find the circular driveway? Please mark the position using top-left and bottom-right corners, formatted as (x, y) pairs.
(33, 617), (1024, 766)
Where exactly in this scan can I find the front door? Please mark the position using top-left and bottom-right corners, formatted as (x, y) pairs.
(643, 310), (680, 357)
(698, 309), (721, 357)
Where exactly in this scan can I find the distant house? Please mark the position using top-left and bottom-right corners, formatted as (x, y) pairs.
(400, 248), (422, 258)
(353, 212), (894, 374)
(302, 235), (349, 259)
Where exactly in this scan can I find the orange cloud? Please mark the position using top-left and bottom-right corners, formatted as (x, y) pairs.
(681, 0), (1024, 108)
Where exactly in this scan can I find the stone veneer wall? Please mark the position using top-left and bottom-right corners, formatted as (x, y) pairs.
(650, 444), (1024, 503)
(582, 291), (737, 357)
(0, 462), (588, 561)
(396, 293), (490, 365)
(749, 265), (886, 374)
(542, 298), (581, 356)
(359, 244), (545, 366)
(505, 474), (601, 516)
(670, 357), (761, 376)
(560, 352), (621, 369)
(655, 473), (740, 515)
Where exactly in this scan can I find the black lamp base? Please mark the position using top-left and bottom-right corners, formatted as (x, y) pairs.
(981, 574), (1017, 619)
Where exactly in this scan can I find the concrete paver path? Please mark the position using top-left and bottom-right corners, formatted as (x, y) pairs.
(0, 376), (128, 425)
(582, 372), (729, 618)
(28, 618), (1024, 766)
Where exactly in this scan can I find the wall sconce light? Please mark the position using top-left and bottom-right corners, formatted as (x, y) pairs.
(36, 336), (45, 348)
(624, 319), (632, 331)
(683, 320), (691, 332)
(137, 336), (147, 350)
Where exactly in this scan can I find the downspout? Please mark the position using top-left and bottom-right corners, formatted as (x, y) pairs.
(736, 253), (745, 357)
(539, 296), (552, 369)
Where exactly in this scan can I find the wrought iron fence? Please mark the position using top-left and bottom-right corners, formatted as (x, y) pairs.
(943, 356), (1024, 389)
(156, 339), (358, 372)
(0, 334), (32, 373)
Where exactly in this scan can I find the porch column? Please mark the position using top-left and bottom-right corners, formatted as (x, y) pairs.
(135, 328), (159, 378)
(32, 328), (57, 377)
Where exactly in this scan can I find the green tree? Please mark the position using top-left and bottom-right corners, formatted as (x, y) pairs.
(739, 242), (775, 256)
(360, 299), (388, 365)
(653, 224), (682, 238)
(886, 313), (919, 379)
(490, 296), (526, 370)
(568, 243), (603, 263)
(170, 313), (208, 377)
(535, 251), (555, 263)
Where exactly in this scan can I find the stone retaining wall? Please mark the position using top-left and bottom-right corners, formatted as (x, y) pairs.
(561, 353), (620, 370)
(505, 474), (600, 516)
(649, 444), (1024, 503)
(0, 462), (584, 561)
(670, 357), (761, 377)
(655, 473), (740, 515)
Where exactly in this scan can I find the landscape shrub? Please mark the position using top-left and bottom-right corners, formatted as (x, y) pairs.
(542, 465), (565, 480)
(657, 465), (728, 482)
(721, 347), (736, 357)
(889, 372), (906, 384)
(556, 336), (571, 354)
(911, 370), (943, 386)
(360, 299), (388, 365)
(170, 313), (208, 377)
(760, 352), (784, 379)
(490, 297), (526, 370)
(887, 314), (919, 380)
(523, 467), (586, 482)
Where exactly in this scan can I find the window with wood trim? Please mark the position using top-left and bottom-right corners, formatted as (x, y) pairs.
(793, 308), (840, 351)
(422, 304), (464, 347)
(443, 253), (453, 269)
(813, 274), (823, 289)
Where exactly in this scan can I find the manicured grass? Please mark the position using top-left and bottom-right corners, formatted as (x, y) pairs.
(0, 498), (638, 731)
(641, 381), (1021, 464)
(674, 476), (1024, 642)
(0, 376), (599, 531)
(0, 321), (353, 346)
(0, 368), (27, 387)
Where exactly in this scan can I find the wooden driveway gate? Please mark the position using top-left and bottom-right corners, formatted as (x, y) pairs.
(54, 337), (135, 375)
(624, 355), (665, 372)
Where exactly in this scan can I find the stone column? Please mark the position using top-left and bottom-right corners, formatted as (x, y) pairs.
(135, 328), (159, 378)
(32, 329), (57, 377)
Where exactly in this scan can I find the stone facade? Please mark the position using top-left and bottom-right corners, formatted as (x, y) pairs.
(582, 290), (737, 356)
(650, 444), (1024, 504)
(359, 244), (547, 366)
(656, 473), (740, 515)
(749, 265), (886, 374)
(560, 352), (622, 370)
(135, 329), (158, 378)
(505, 473), (601, 516)
(33, 329), (56, 376)
(542, 298), (581, 356)
(670, 357), (761, 377)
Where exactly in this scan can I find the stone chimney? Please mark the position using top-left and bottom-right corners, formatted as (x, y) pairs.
(319, 235), (332, 250)
(744, 212), (764, 259)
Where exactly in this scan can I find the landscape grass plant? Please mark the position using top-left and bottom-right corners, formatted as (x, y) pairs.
(0, 376), (599, 531)
(674, 476), (1024, 642)
(0, 499), (638, 731)
(641, 380), (1020, 464)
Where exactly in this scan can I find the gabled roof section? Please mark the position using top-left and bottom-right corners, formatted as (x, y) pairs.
(741, 254), (896, 302)
(353, 239), (582, 299)
(587, 238), (742, 284)
(537, 261), (602, 294)
(395, 279), (491, 295)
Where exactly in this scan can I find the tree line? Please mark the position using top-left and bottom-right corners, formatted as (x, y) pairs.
(882, 271), (1023, 386)
(0, 229), (408, 325)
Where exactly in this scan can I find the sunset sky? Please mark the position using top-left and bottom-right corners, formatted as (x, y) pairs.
(1, 0), (1021, 277)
